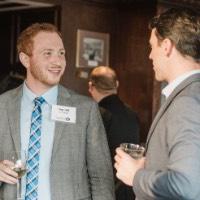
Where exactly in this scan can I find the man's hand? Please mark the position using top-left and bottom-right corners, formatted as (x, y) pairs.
(114, 147), (145, 186)
(0, 160), (18, 184)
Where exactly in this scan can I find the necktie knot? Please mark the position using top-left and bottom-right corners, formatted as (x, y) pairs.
(34, 97), (45, 106)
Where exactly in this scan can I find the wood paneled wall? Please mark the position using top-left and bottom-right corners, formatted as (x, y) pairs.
(113, 3), (156, 142)
(60, 1), (117, 95)
(60, 0), (157, 142)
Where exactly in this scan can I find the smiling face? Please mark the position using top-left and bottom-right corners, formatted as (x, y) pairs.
(22, 31), (66, 93)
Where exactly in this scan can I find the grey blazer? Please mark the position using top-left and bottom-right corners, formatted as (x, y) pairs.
(133, 74), (200, 200)
(0, 84), (115, 200)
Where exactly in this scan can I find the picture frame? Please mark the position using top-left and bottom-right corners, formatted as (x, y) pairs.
(76, 29), (110, 68)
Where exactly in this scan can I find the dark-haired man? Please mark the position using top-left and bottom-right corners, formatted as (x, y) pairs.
(115, 7), (200, 200)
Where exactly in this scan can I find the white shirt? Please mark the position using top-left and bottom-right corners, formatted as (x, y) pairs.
(20, 82), (58, 200)
(162, 70), (200, 99)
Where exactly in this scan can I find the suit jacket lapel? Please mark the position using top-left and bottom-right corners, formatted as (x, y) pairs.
(146, 74), (200, 149)
(7, 86), (23, 154)
(51, 85), (72, 162)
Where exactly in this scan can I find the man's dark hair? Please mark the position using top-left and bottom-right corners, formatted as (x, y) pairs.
(149, 7), (200, 62)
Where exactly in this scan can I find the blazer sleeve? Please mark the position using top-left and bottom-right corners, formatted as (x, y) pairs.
(133, 96), (200, 200)
(86, 102), (115, 200)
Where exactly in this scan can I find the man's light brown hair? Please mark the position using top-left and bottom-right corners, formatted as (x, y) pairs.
(17, 23), (62, 56)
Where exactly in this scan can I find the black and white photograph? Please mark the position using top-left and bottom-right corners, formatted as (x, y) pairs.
(76, 29), (109, 68)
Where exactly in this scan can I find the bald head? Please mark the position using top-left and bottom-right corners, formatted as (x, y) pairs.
(91, 66), (116, 78)
(89, 66), (119, 94)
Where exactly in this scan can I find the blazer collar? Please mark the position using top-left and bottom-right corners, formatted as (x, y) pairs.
(146, 73), (200, 149)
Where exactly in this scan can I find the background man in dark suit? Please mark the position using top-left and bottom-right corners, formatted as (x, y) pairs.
(89, 66), (140, 200)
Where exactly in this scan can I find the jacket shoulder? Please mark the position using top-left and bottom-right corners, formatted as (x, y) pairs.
(0, 85), (22, 104)
(58, 85), (94, 105)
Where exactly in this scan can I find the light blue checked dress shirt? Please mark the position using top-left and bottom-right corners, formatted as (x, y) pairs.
(20, 82), (57, 200)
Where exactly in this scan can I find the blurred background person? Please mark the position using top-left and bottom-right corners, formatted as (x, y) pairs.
(89, 66), (140, 200)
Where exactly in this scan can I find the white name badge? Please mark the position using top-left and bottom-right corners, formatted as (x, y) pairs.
(51, 105), (76, 123)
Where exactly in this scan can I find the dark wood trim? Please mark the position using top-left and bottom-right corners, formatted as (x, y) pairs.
(158, 0), (200, 9)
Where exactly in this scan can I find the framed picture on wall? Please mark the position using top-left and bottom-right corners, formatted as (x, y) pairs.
(76, 29), (110, 68)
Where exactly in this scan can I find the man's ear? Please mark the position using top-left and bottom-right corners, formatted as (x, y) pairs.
(19, 52), (30, 69)
(162, 38), (173, 57)
(116, 80), (119, 89)
(88, 81), (93, 93)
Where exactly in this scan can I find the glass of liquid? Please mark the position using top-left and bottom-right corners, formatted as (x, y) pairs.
(9, 150), (27, 200)
(120, 143), (145, 159)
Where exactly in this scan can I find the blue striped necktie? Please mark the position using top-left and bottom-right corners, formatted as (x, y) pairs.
(25, 97), (45, 200)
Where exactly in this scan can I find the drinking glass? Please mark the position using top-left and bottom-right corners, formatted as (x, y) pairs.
(120, 143), (145, 159)
(9, 150), (27, 200)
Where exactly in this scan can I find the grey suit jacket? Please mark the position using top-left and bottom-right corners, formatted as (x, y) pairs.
(0, 84), (115, 200)
(133, 74), (200, 200)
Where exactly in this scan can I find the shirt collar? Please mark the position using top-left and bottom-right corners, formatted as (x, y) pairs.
(162, 70), (200, 99)
(22, 82), (58, 105)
